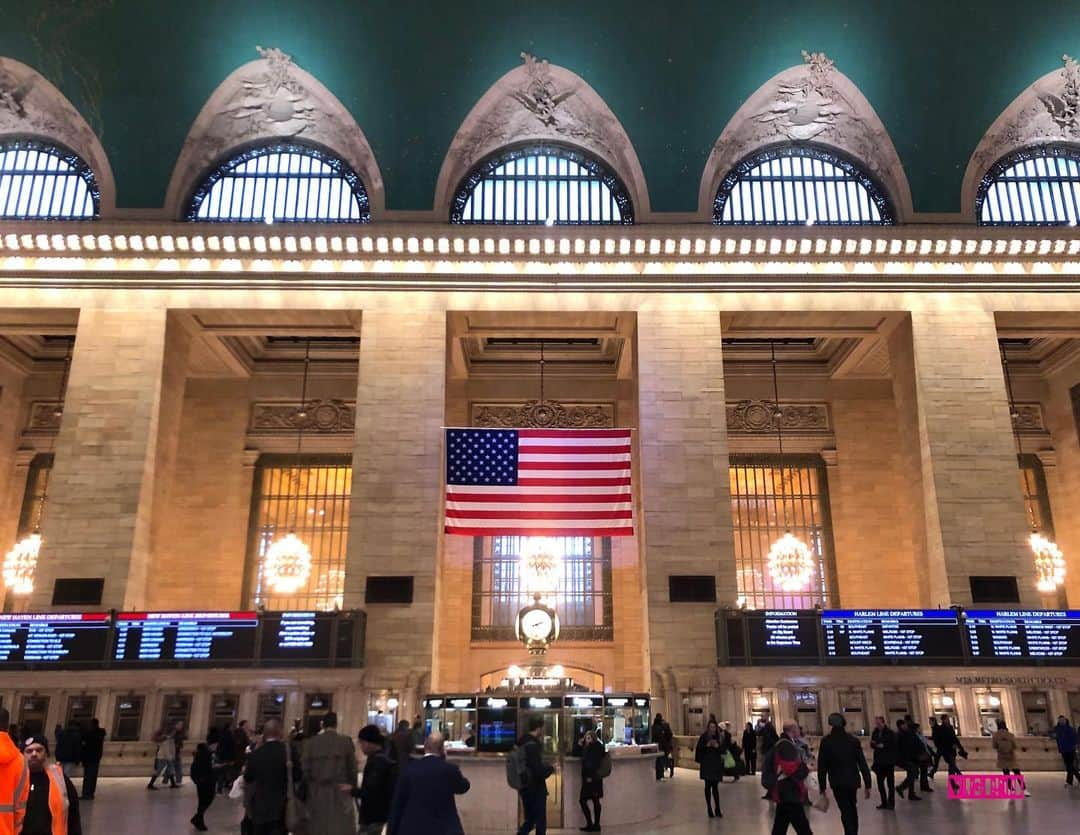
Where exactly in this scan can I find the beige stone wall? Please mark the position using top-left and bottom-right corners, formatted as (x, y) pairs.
(1041, 365), (1080, 607)
(345, 310), (446, 700)
(637, 309), (734, 676)
(32, 309), (189, 610)
(829, 396), (920, 606)
(0, 366), (27, 556)
(145, 378), (253, 610)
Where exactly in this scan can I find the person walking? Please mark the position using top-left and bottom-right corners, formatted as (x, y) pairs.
(0, 707), (29, 835)
(387, 732), (469, 835)
(817, 713), (871, 835)
(21, 735), (81, 835)
(390, 720), (414, 772)
(578, 728), (605, 832)
(743, 722), (758, 775)
(651, 714), (668, 781)
(927, 717), (943, 777)
(931, 715), (966, 776)
(695, 719), (726, 819)
(662, 716), (675, 778)
(895, 719), (922, 801)
(190, 742), (216, 831)
(767, 735), (812, 835)
(354, 725), (397, 835)
(301, 711), (358, 835)
(991, 720), (1029, 797)
(1052, 715), (1080, 787)
(908, 717), (934, 792)
(148, 725), (177, 789)
(869, 716), (898, 810)
(243, 719), (288, 835)
(172, 721), (186, 787)
(78, 718), (104, 801)
(515, 716), (555, 835)
(214, 720), (238, 794)
(54, 722), (81, 780)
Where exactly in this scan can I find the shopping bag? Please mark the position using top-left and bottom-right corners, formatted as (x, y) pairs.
(228, 775), (245, 800)
(813, 792), (831, 813)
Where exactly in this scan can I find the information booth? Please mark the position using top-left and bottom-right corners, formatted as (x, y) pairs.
(112, 695), (144, 741)
(602, 694), (651, 745)
(423, 696), (477, 750)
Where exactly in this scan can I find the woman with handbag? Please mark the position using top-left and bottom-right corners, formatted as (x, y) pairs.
(695, 719), (726, 819)
(579, 728), (607, 832)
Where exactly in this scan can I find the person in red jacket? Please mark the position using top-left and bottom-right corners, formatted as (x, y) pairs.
(769, 737), (811, 835)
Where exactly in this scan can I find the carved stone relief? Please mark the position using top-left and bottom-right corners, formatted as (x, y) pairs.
(471, 400), (614, 429)
(1012, 403), (1046, 434)
(965, 55), (1080, 215)
(24, 401), (62, 435)
(435, 53), (650, 217)
(726, 400), (830, 434)
(0, 56), (115, 212)
(165, 46), (383, 217)
(249, 399), (355, 434)
(699, 51), (911, 220)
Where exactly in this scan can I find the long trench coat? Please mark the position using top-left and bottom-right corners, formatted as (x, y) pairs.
(301, 729), (359, 835)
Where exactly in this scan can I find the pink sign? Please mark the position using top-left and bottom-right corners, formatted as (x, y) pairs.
(946, 774), (1026, 800)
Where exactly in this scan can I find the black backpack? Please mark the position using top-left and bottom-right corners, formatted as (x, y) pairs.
(760, 748), (778, 790)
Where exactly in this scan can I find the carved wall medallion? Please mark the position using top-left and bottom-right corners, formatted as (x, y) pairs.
(699, 51), (911, 221)
(965, 55), (1080, 216)
(165, 46), (384, 218)
(1012, 403), (1046, 434)
(471, 400), (614, 429)
(24, 401), (62, 435)
(726, 400), (830, 434)
(434, 52), (650, 218)
(249, 399), (355, 434)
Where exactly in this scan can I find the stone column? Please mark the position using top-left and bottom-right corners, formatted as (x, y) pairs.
(636, 309), (735, 677)
(887, 305), (1038, 607)
(1041, 373), (1080, 607)
(31, 309), (190, 610)
(344, 310), (445, 689)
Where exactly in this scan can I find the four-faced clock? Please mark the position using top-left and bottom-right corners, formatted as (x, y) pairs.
(515, 598), (559, 652)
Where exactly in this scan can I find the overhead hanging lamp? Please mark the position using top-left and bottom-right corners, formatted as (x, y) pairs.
(3, 341), (71, 596)
(262, 339), (314, 596)
(764, 340), (816, 594)
(1000, 344), (1065, 594)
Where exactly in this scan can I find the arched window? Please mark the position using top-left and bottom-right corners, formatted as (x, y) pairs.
(187, 141), (370, 223)
(451, 144), (633, 225)
(0, 139), (98, 220)
(714, 145), (894, 226)
(976, 145), (1080, 226)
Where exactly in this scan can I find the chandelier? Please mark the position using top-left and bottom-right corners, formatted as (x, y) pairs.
(520, 536), (562, 599)
(3, 344), (71, 596)
(264, 339), (314, 596)
(764, 340), (815, 593)
(1001, 345), (1065, 594)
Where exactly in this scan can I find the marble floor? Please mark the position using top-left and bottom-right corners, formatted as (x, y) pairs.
(81, 769), (1076, 834)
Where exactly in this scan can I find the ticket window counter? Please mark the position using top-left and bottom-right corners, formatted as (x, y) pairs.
(161, 694), (192, 736)
(602, 694), (645, 747)
(257, 693), (287, 730)
(973, 690), (1003, 737)
(792, 690), (822, 737)
(837, 689), (869, 737)
(208, 694), (240, 735)
(685, 692), (710, 737)
(368, 694), (400, 737)
(428, 696), (477, 751)
(1021, 690), (1051, 736)
(65, 695), (97, 734)
(883, 690), (913, 731)
(747, 691), (775, 731)
(112, 695), (145, 742)
(929, 690), (961, 735)
(18, 695), (49, 739)
(303, 693), (332, 736)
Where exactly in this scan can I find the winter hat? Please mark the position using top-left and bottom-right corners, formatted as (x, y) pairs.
(21, 736), (49, 755)
(357, 725), (385, 745)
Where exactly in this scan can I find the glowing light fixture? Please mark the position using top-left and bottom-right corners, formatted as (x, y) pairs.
(941, 696), (955, 707)
(764, 341), (815, 594)
(520, 536), (563, 599)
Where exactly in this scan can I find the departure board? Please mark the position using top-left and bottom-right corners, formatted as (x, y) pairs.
(965, 610), (1080, 662)
(258, 611), (335, 666)
(744, 611), (821, 663)
(0, 613), (110, 666)
(113, 611), (258, 664)
(822, 610), (964, 663)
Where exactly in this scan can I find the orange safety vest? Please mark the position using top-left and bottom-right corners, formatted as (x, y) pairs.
(42, 763), (70, 835)
(0, 731), (29, 835)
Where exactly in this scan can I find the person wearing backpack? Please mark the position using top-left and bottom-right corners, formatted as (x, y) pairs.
(767, 736), (812, 835)
(578, 728), (607, 832)
(695, 719), (726, 819)
(515, 717), (555, 835)
(992, 720), (1029, 797)
(817, 713), (871, 835)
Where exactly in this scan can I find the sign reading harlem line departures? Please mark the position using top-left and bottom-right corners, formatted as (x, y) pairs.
(822, 609), (964, 663)
(965, 610), (1080, 662)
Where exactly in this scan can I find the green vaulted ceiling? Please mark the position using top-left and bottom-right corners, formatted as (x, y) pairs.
(0, 0), (1078, 214)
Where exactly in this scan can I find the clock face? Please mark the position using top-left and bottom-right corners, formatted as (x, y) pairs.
(521, 608), (554, 642)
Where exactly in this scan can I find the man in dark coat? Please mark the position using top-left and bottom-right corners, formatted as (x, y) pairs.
(54, 722), (81, 779)
(387, 732), (469, 835)
(869, 715), (898, 809)
(742, 722), (758, 775)
(817, 713), (871, 835)
(895, 719), (924, 801)
(354, 725), (397, 835)
(516, 716), (555, 835)
(79, 718), (105, 800)
(390, 720), (414, 771)
(243, 719), (288, 835)
(930, 715), (966, 776)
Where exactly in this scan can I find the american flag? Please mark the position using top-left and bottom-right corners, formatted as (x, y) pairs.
(445, 428), (633, 536)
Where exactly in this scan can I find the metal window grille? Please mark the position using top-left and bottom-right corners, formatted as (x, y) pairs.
(0, 140), (98, 220)
(452, 144), (633, 225)
(15, 454), (52, 536)
(977, 145), (1080, 226)
(714, 145), (893, 225)
(1019, 454), (1054, 537)
(729, 454), (836, 610)
(187, 142), (370, 223)
(471, 535), (613, 641)
(245, 455), (352, 611)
